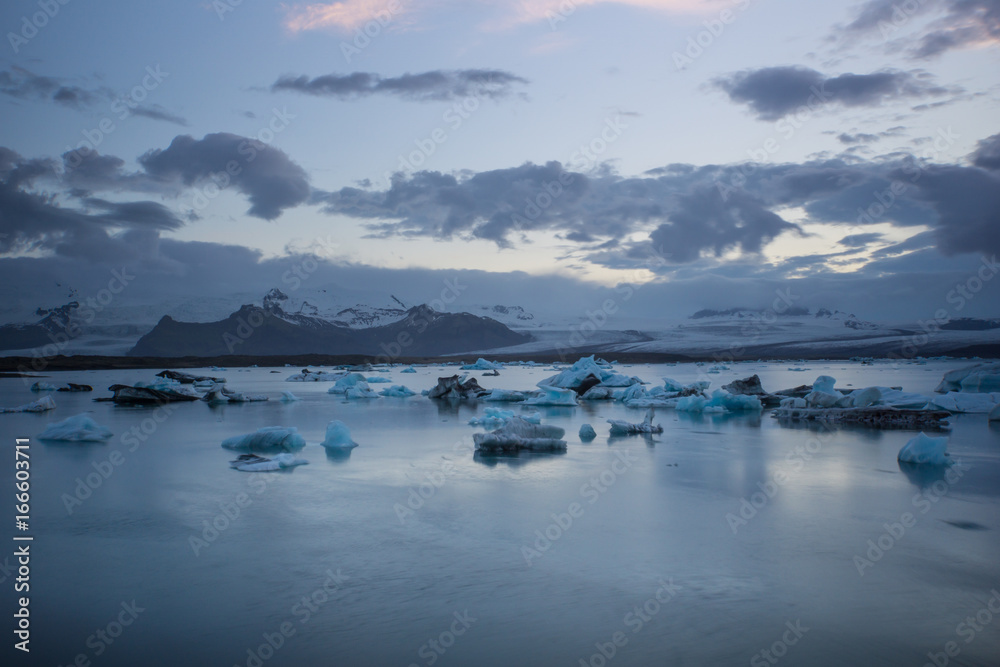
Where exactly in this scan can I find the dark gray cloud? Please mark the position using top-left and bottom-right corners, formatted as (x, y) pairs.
(969, 132), (1000, 170)
(839, 232), (884, 247)
(139, 133), (310, 219)
(841, 0), (1000, 59)
(271, 69), (528, 101)
(0, 67), (187, 124)
(838, 132), (880, 145)
(714, 66), (952, 120)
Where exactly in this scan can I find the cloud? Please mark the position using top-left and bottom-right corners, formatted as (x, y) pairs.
(837, 132), (880, 145)
(139, 133), (310, 220)
(713, 66), (953, 120)
(271, 69), (527, 102)
(969, 132), (1000, 171)
(838, 232), (884, 247)
(0, 66), (188, 124)
(281, 0), (706, 33)
(840, 0), (1000, 59)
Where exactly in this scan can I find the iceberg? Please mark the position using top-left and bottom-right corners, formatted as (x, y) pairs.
(608, 408), (663, 435)
(898, 433), (952, 466)
(483, 389), (527, 402)
(579, 423), (597, 440)
(538, 356), (621, 390)
(157, 370), (225, 385)
(804, 375), (843, 408)
(0, 395), (57, 414)
(473, 417), (567, 453)
(366, 376), (393, 383)
(225, 391), (269, 403)
(706, 389), (762, 412)
(38, 413), (113, 442)
(928, 392), (1000, 414)
(400, 367), (417, 373)
(30, 381), (56, 392)
(344, 383), (379, 399)
(327, 373), (369, 394)
(524, 385), (579, 407)
(379, 384), (416, 397)
(460, 358), (503, 371)
(321, 420), (359, 450)
(935, 362), (1000, 393)
(427, 375), (489, 400)
(221, 427), (306, 453)
(287, 369), (344, 382)
(280, 391), (300, 402)
(229, 453), (309, 472)
(468, 408), (541, 428)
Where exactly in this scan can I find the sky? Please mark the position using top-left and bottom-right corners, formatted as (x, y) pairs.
(0, 0), (998, 322)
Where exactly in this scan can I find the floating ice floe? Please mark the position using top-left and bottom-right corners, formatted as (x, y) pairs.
(30, 381), (56, 392)
(468, 408), (541, 428)
(898, 432), (952, 466)
(157, 370), (225, 385)
(321, 420), (359, 450)
(344, 384), (379, 399)
(229, 453), (309, 472)
(608, 408), (663, 435)
(280, 391), (300, 402)
(327, 373), (368, 394)
(379, 384), (416, 398)
(202, 384), (267, 403)
(221, 426), (306, 452)
(105, 384), (201, 405)
(225, 391), (269, 403)
(460, 358), (503, 371)
(935, 362), (1000, 393)
(579, 423), (597, 440)
(721, 375), (782, 407)
(524, 385), (579, 407)
(538, 355), (639, 393)
(366, 376), (393, 383)
(400, 367), (417, 373)
(928, 392), (1000, 414)
(38, 413), (113, 442)
(286, 369), (344, 382)
(483, 389), (527, 402)
(473, 417), (567, 453)
(0, 395), (57, 414)
(427, 375), (489, 400)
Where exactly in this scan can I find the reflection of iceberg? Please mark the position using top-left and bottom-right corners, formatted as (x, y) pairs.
(1, 395), (56, 413)
(898, 432), (952, 466)
(379, 385), (416, 397)
(39, 413), (113, 442)
(608, 408), (663, 435)
(229, 453), (309, 472)
(321, 420), (358, 450)
(484, 389), (527, 402)
(524, 385), (578, 407)
(221, 427), (306, 452)
(474, 417), (567, 452)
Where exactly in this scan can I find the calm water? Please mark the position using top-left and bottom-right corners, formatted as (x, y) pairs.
(2, 360), (999, 667)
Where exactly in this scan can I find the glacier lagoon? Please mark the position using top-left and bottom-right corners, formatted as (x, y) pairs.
(2, 359), (999, 666)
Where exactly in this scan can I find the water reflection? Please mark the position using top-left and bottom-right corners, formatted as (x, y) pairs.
(472, 450), (566, 467)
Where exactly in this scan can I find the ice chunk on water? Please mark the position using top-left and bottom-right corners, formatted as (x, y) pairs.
(322, 420), (358, 450)
(928, 392), (1000, 414)
(344, 383), (379, 399)
(280, 391), (300, 402)
(579, 423), (597, 440)
(524, 385), (579, 406)
(468, 408), (541, 428)
(221, 426), (306, 452)
(328, 373), (368, 394)
(484, 389), (527, 402)
(30, 381), (56, 392)
(898, 432), (952, 466)
(0, 395), (56, 413)
(400, 367), (417, 373)
(936, 362), (1000, 393)
(707, 389), (762, 412)
(230, 453), (309, 472)
(379, 385), (416, 398)
(38, 413), (113, 442)
(461, 358), (503, 371)
(608, 408), (663, 435)
(473, 417), (567, 452)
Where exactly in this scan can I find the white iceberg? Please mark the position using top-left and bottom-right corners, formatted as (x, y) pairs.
(230, 453), (309, 472)
(468, 408), (541, 428)
(327, 373), (369, 394)
(898, 432), (952, 466)
(579, 423), (597, 440)
(30, 381), (56, 392)
(400, 367), (417, 373)
(287, 369), (344, 382)
(524, 385), (579, 407)
(538, 355), (620, 390)
(366, 376), (393, 383)
(38, 413), (113, 442)
(344, 383), (379, 399)
(1, 395), (56, 413)
(928, 392), (1000, 414)
(225, 391), (269, 402)
(221, 427), (306, 452)
(484, 389), (527, 402)
(321, 420), (359, 450)
(280, 391), (300, 402)
(379, 384), (416, 398)
(804, 375), (842, 408)
(460, 358), (503, 371)
(473, 417), (567, 453)
(936, 362), (1000, 393)
(608, 408), (663, 435)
